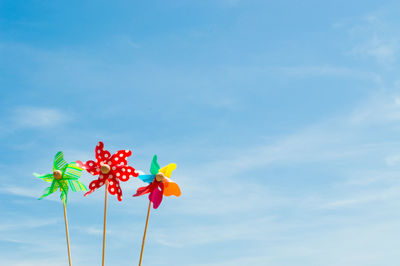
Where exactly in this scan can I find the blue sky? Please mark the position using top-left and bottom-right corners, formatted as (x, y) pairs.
(2, 0), (400, 265)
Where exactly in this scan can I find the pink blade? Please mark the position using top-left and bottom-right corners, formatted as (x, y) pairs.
(149, 183), (164, 209)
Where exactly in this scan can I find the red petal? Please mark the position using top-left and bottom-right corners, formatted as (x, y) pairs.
(133, 182), (158, 197)
(84, 174), (107, 196)
(95, 141), (112, 164)
(110, 149), (132, 166)
(78, 160), (100, 175)
(107, 178), (120, 198)
(113, 165), (138, 182)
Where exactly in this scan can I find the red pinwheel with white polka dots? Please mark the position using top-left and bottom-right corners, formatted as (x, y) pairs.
(77, 141), (139, 201)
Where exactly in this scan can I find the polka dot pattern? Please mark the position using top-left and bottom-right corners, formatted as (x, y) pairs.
(84, 174), (109, 197)
(76, 160), (100, 176)
(107, 178), (122, 201)
(111, 150), (132, 166)
(95, 142), (112, 164)
(82, 141), (138, 201)
(114, 165), (138, 181)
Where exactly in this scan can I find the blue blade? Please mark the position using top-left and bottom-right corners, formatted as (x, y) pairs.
(138, 174), (155, 183)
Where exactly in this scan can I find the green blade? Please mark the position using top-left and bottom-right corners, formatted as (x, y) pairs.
(58, 180), (69, 204)
(60, 189), (67, 204)
(38, 180), (59, 199)
(63, 162), (83, 180)
(34, 173), (54, 182)
(68, 180), (88, 192)
(53, 151), (68, 171)
(150, 154), (160, 175)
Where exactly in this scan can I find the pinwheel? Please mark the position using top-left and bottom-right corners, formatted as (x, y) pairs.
(34, 151), (87, 266)
(77, 141), (139, 201)
(77, 141), (138, 266)
(133, 155), (181, 265)
(134, 154), (181, 208)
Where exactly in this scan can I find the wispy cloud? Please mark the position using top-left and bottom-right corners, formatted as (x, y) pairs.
(319, 185), (400, 209)
(0, 186), (45, 199)
(172, 92), (400, 219)
(4, 3), (400, 265)
(341, 10), (400, 67)
(352, 35), (399, 66)
(278, 65), (382, 84)
(0, 218), (58, 231)
(348, 93), (400, 125)
(152, 216), (276, 247)
(11, 106), (70, 129)
(0, 258), (66, 266)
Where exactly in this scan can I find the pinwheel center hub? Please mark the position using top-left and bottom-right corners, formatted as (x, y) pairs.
(155, 172), (165, 182)
(53, 170), (62, 180)
(101, 164), (111, 174)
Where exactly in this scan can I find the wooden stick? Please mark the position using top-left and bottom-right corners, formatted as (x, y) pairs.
(102, 181), (109, 266)
(139, 200), (152, 266)
(63, 200), (72, 266)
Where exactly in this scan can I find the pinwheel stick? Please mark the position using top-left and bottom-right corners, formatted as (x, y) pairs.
(139, 200), (152, 266)
(102, 181), (109, 266)
(62, 200), (72, 266)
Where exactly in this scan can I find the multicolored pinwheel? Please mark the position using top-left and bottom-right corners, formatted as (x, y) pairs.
(34, 151), (87, 203)
(134, 155), (181, 209)
(77, 141), (139, 201)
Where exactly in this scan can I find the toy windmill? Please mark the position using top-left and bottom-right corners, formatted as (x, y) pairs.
(133, 155), (181, 266)
(34, 151), (87, 266)
(77, 141), (138, 266)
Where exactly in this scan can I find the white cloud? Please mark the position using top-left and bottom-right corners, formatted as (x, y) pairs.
(152, 216), (276, 247)
(319, 186), (400, 209)
(1, 186), (44, 199)
(348, 93), (400, 125)
(279, 65), (382, 84)
(0, 258), (65, 266)
(385, 154), (400, 166)
(4, 91), (400, 264)
(352, 35), (399, 65)
(0, 218), (58, 231)
(11, 106), (69, 129)
(342, 10), (400, 66)
(0, 185), (89, 203)
(170, 92), (400, 219)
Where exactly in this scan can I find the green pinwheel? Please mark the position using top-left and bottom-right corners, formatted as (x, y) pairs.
(34, 151), (87, 203)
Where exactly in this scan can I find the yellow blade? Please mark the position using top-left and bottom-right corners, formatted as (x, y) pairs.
(159, 163), (177, 178)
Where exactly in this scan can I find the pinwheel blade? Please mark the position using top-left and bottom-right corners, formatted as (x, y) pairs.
(159, 163), (177, 178)
(163, 178), (181, 197)
(68, 180), (88, 192)
(53, 151), (68, 171)
(33, 173), (54, 182)
(39, 180), (59, 199)
(95, 141), (111, 163)
(150, 155), (160, 175)
(149, 183), (164, 209)
(133, 182), (158, 197)
(60, 189), (68, 203)
(59, 180), (69, 203)
(138, 174), (155, 183)
(63, 162), (84, 180)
